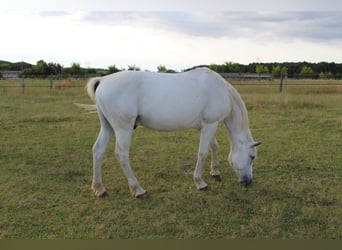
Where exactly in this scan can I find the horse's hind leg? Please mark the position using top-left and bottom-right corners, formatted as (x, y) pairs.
(210, 137), (221, 181)
(114, 128), (147, 198)
(194, 122), (219, 190)
(92, 115), (114, 197)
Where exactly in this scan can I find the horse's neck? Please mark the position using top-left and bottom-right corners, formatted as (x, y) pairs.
(225, 91), (253, 148)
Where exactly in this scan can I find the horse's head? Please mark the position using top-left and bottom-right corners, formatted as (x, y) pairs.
(228, 141), (261, 186)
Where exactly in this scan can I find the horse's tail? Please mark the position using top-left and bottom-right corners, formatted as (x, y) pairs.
(86, 77), (101, 103)
(73, 77), (101, 113)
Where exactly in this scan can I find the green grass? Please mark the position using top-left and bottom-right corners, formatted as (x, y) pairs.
(0, 79), (341, 239)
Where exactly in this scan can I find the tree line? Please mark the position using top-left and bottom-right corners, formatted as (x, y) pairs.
(187, 61), (342, 79)
(1, 59), (342, 79)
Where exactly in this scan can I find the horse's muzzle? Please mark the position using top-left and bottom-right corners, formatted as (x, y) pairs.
(239, 177), (253, 187)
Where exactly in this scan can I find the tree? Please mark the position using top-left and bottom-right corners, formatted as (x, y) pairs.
(0, 63), (11, 71)
(319, 71), (333, 79)
(69, 62), (83, 75)
(157, 65), (167, 72)
(35, 60), (49, 75)
(300, 66), (315, 78)
(224, 61), (240, 72)
(255, 65), (269, 74)
(108, 65), (120, 74)
(22, 60), (47, 76)
(127, 64), (140, 71)
(272, 65), (281, 77)
(165, 69), (177, 73)
(47, 62), (62, 75)
(22, 60), (63, 77)
(272, 65), (288, 78)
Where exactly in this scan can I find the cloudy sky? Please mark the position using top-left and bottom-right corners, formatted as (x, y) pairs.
(1, 0), (342, 71)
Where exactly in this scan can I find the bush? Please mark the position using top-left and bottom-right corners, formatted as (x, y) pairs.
(300, 66), (315, 78)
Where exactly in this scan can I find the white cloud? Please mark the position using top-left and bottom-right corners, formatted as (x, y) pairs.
(3, 0), (342, 11)
(76, 11), (342, 42)
(1, 10), (342, 71)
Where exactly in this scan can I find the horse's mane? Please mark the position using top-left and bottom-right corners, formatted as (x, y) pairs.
(225, 81), (253, 141)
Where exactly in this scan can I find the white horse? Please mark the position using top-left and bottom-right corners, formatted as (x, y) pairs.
(80, 67), (261, 198)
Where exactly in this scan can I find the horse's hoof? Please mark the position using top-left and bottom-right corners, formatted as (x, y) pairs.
(212, 175), (221, 182)
(199, 185), (209, 191)
(136, 191), (148, 199)
(99, 191), (108, 198)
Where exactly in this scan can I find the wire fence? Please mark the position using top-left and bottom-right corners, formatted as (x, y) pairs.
(0, 78), (85, 94)
(1, 77), (342, 94)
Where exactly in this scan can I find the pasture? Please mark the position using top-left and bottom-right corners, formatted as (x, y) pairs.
(0, 78), (341, 239)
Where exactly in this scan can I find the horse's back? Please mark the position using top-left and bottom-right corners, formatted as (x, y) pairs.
(96, 68), (232, 130)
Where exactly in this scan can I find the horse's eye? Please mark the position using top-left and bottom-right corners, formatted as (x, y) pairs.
(250, 155), (255, 160)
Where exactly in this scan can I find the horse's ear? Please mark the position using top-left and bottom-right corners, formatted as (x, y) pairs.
(250, 142), (262, 148)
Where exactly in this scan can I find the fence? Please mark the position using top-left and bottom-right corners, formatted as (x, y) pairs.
(0, 78), (85, 94)
(219, 72), (274, 81)
(1, 77), (342, 95)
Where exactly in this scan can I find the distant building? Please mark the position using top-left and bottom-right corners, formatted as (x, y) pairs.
(2, 71), (21, 78)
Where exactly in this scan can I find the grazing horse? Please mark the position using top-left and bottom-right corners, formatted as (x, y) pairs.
(81, 67), (261, 198)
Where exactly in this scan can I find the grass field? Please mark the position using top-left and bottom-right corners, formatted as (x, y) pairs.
(0, 78), (341, 239)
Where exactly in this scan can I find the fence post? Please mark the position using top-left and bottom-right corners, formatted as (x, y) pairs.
(50, 77), (53, 91)
(279, 72), (284, 93)
(21, 78), (25, 94)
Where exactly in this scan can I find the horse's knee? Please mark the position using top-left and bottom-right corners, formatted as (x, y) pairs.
(115, 150), (129, 163)
(93, 149), (103, 162)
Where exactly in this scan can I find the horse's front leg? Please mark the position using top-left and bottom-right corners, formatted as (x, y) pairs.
(194, 122), (219, 190)
(92, 124), (113, 197)
(115, 129), (147, 198)
(210, 137), (221, 181)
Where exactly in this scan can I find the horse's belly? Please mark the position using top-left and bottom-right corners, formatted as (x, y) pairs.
(136, 94), (229, 131)
(137, 106), (202, 131)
